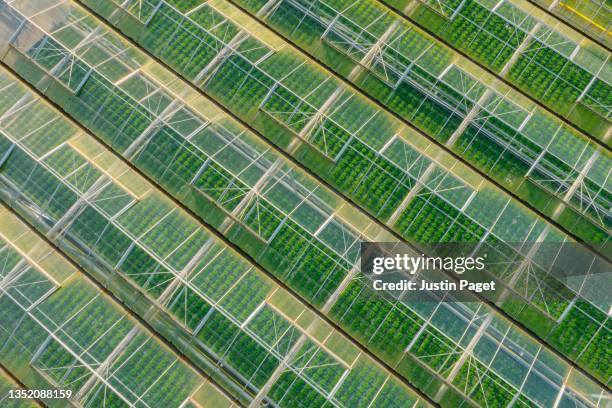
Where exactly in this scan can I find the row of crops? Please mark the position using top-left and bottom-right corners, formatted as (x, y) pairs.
(217, 0), (611, 243)
(78, 0), (611, 251)
(0, 67), (424, 408)
(40, 0), (612, 382)
(383, 0), (611, 137)
(0, 205), (235, 408)
(0, 3), (609, 408)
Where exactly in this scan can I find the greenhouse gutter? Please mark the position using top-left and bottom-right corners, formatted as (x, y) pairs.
(0, 61), (443, 408)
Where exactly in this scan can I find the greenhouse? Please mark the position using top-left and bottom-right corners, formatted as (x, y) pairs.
(0, 0), (608, 407)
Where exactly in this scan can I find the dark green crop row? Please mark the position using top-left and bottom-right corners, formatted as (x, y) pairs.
(416, 0), (527, 72)
(509, 39), (608, 119)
